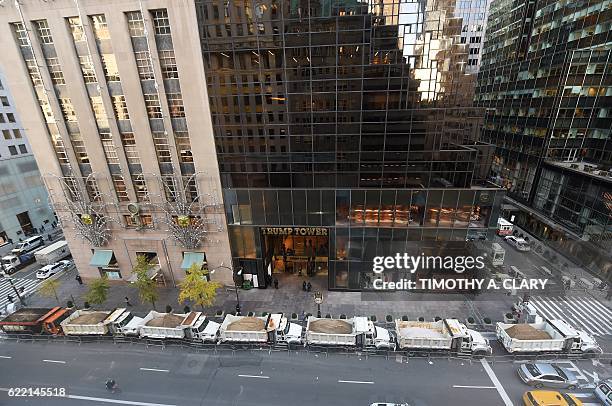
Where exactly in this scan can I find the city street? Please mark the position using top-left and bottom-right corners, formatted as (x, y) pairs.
(0, 340), (609, 406)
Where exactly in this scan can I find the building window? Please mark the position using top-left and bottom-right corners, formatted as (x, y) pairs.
(151, 9), (171, 35)
(34, 20), (53, 44)
(6, 113), (15, 123)
(12, 23), (29, 47)
(100, 132), (119, 164)
(101, 54), (120, 82)
(124, 213), (153, 227)
(13, 129), (22, 139)
(167, 93), (185, 118)
(69, 132), (89, 163)
(132, 174), (148, 202)
(126, 11), (145, 37)
(79, 56), (97, 83)
(112, 95), (130, 120)
(59, 98), (77, 122)
(8, 145), (18, 156)
(67, 17), (85, 42)
(0, 96), (8, 107)
(2, 130), (11, 140)
(144, 94), (162, 118)
(134, 51), (154, 80)
(18, 144), (27, 154)
(159, 50), (178, 79)
(174, 132), (193, 163)
(90, 96), (108, 128)
(45, 57), (65, 85)
(91, 15), (110, 40)
(120, 132), (140, 164)
(25, 59), (43, 86)
(152, 132), (172, 163)
(112, 174), (129, 201)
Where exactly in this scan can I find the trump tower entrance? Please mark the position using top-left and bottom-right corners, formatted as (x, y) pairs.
(262, 227), (329, 278)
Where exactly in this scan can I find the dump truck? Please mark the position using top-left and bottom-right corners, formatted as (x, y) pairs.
(219, 313), (302, 344)
(60, 308), (144, 336)
(496, 319), (601, 354)
(0, 307), (71, 335)
(138, 311), (211, 339)
(33, 240), (70, 266)
(305, 316), (393, 349)
(1, 253), (35, 275)
(394, 319), (491, 355)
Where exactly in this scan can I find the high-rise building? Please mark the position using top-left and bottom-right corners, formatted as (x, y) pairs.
(457, 0), (493, 74)
(0, 66), (55, 246)
(476, 0), (611, 278)
(0, 1), (232, 284)
(195, 0), (503, 290)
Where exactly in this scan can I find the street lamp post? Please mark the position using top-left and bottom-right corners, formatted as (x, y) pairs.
(314, 291), (323, 318)
(213, 264), (243, 316)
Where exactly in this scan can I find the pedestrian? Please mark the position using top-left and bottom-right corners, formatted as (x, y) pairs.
(273, 277), (278, 289)
(124, 296), (132, 306)
(307, 282), (312, 292)
(75, 274), (83, 285)
(302, 281), (307, 291)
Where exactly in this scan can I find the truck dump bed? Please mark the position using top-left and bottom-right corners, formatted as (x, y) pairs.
(0, 308), (61, 333)
(219, 314), (279, 342)
(496, 321), (566, 353)
(305, 317), (358, 346)
(61, 310), (112, 335)
(395, 320), (453, 349)
(139, 311), (188, 339)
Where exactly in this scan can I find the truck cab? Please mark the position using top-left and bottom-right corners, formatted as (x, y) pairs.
(1, 255), (19, 274)
(107, 309), (143, 336)
(276, 315), (303, 344)
(355, 317), (394, 350)
(446, 319), (492, 355)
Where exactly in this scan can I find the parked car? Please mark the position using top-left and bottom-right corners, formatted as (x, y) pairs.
(522, 390), (583, 406)
(594, 379), (612, 406)
(11, 235), (44, 256)
(36, 260), (71, 280)
(518, 363), (578, 389)
(505, 235), (531, 251)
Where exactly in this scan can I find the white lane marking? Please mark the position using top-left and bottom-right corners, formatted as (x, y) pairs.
(0, 388), (177, 406)
(0, 355), (12, 359)
(139, 368), (169, 373)
(43, 359), (66, 364)
(480, 358), (512, 406)
(452, 385), (496, 389)
(238, 374), (270, 379)
(337, 380), (374, 384)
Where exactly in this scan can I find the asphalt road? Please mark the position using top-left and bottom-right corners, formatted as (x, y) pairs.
(0, 340), (609, 406)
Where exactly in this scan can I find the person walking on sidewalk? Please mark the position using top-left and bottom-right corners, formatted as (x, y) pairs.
(75, 274), (83, 285)
(273, 278), (279, 289)
(124, 296), (132, 307)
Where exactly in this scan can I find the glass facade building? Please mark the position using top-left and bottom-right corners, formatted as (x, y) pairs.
(195, 0), (503, 290)
(475, 0), (611, 278)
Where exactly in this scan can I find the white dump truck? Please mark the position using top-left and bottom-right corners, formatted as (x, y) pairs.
(395, 319), (491, 355)
(60, 308), (143, 336)
(496, 319), (601, 354)
(305, 316), (394, 349)
(139, 311), (213, 340)
(33, 240), (70, 266)
(219, 313), (302, 344)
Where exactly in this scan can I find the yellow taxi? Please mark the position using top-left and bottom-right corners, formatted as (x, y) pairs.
(523, 390), (583, 406)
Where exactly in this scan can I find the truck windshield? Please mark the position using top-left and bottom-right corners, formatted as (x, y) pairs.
(15, 243), (25, 250)
(118, 313), (134, 327)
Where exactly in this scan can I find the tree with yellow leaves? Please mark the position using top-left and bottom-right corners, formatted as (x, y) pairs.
(178, 264), (220, 311)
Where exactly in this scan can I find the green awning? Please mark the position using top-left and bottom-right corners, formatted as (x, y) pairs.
(181, 252), (205, 270)
(89, 250), (113, 267)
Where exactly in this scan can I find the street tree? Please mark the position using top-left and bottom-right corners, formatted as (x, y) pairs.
(178, 264), (220, 311)
(84, 275), (109, 306)
(133, 254), (159, 310)
(39, 278), (61, 305)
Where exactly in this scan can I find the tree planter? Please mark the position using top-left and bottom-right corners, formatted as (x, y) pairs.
(503, 313), (516, 324)
(466, 317), (476, 325)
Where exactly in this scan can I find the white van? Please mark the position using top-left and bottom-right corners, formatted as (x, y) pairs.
(595, 379), (612, 406)
(11, 235), (45, 255)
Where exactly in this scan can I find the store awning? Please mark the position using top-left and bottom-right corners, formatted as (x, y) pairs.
(89, 250), (113, 267)
(181, 252), (205, 270)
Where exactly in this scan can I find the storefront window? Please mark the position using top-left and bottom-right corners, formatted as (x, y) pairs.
(350, 190), (365, 225)
(425, 190), (442, 226)
(336, 190), (350, 225)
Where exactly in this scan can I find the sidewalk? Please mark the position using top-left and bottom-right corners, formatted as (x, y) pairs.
(23, 267), (516, 324)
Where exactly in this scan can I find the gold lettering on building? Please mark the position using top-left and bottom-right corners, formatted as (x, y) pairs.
(261, 227), (327, 236)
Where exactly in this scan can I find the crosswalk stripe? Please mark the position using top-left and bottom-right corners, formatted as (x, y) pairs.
(531, 297), (595, 335)
(545, 297), (603, 335)
(0, 278), (41, 310)
(553, 297), (607, 335)
(581, 298), (612, 319)
(564, 298), (612, 335)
